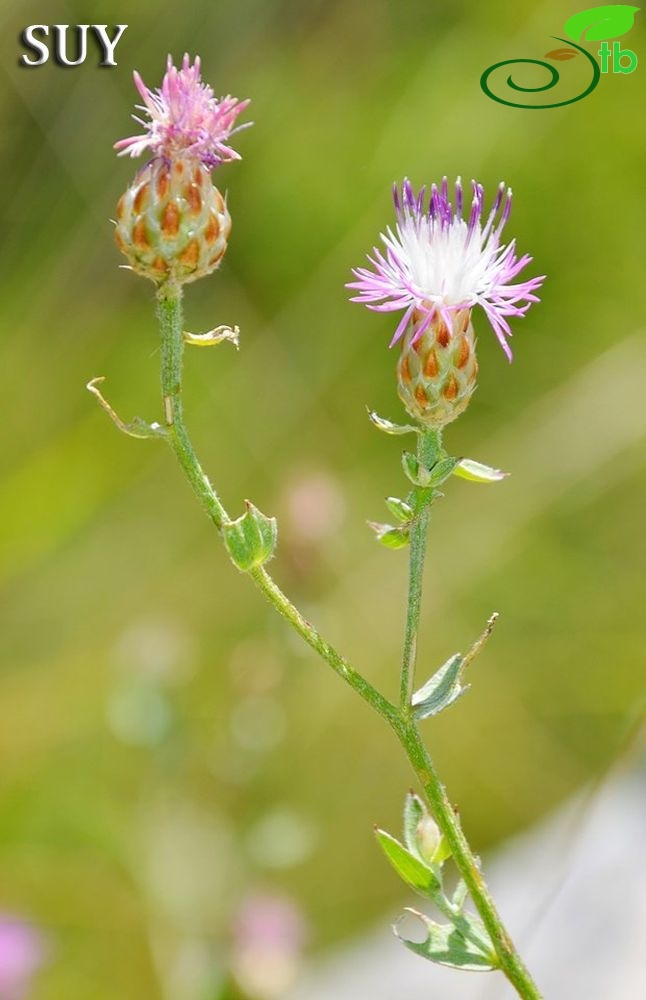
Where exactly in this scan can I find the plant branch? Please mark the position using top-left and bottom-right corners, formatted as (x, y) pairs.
(148, 281), (542, 999)
(156, 283), (398, 731)
(397, 719), (542, 997)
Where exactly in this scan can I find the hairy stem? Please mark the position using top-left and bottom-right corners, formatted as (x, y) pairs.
(399, 429), (440, 712)
(395, 426), (540, 996)
(153, 283), (542, 999)
(398, 720), (541, 996)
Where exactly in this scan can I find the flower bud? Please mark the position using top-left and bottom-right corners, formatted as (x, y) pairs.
(114, 158), (231, 285)
(222, 501), (278, 572)
(414, 814), (443, 866)
(397, 308), (478, 429)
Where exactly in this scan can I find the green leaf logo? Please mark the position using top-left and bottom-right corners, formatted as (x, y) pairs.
(564, 4), (640, 41)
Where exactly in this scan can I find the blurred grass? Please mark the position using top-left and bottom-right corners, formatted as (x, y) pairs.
(1, 0), (645, 996)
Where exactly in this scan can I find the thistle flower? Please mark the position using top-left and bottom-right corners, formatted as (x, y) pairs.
(113, 55), (250, 285)
(349, 178), (544, 427)
(114, 54), (251, 170)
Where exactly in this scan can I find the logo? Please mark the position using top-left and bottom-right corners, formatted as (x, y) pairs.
(481, 4), (639, 108)
(19, 25), (128, 67)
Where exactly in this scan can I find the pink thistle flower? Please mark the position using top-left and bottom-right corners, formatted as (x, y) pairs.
(348, 178), (545, 360)
(114, 54), (251, 170)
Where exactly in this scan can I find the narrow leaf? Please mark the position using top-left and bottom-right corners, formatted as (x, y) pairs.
(564, 4), (639, 41)
(412, 614), (499, 719)
(385, 496), (414, 523)
(452, 458), (508, 483)
(403, 791), (426, 857)
(395, 910), (497, 971)
(427, 456), (460, 487)
(183, 324), (240, 348)
(412, 653), (468, 720)
(368, 409), (418, 435)
(461, 613), (499, 671)
(402, 451), (432, 487)
(374, 829), (439, 895)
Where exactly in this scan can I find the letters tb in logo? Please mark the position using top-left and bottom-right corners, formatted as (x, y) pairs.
(597, 39), (639, 71)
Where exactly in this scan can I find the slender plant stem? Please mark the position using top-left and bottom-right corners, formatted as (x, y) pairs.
(153, 282), (542, 999)
(157, 283), (228, 528)
(399, 429), (440, 712)
(157, 283), (398, 731)
(395, 427), (541, 996)
(250, 565), (399, 729)
(397, 720), (541, 997)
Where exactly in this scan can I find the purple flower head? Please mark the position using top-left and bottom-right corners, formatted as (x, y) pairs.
(0, 917), (47, 1000)
(114, 54), (251, 170)
(348, 178), (545, 360)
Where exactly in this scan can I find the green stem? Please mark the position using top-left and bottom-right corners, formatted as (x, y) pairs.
(157, 283), (227, 528)
(398, 720), (541, 996)
(250, 565), (399, 730)
(153, 283), (542, 999)
(157, 283), (398, 732)
(399, 429), (440, 712)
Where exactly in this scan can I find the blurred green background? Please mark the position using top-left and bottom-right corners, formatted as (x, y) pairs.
(1, 0), (645, 997)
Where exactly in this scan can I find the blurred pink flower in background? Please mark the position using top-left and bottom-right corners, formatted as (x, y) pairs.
(283, 470), (346, 547)
(0, 917), (47, 1000)
(232, 893), (308, 1000)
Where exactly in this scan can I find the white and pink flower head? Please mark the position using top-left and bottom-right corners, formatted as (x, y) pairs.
(349, 178), (545, 360)
(115, 54), (251, 170)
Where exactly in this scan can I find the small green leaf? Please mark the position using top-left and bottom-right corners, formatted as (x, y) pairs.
(452, 458), (508, 483)
(368, 409), (418, 435)
(385, 496), (414, 523)
(374, 829), (439, 896)
(402, 451), (433, 487)
(395, 910), (497, 971)
(412, 615), (498, 719)
(427, 456), (460, 487)
(367, 521), (410, 549)
(222, 501), (277, 571)
(403, 791), (426, 856)
(412, 653), (469, 720)
(403, 792), (451, 866)
(564, 4), (639, 41)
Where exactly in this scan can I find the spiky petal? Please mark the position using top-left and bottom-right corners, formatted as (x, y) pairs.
(348, 178), (544, 360)
(114, 54), (251, 170)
